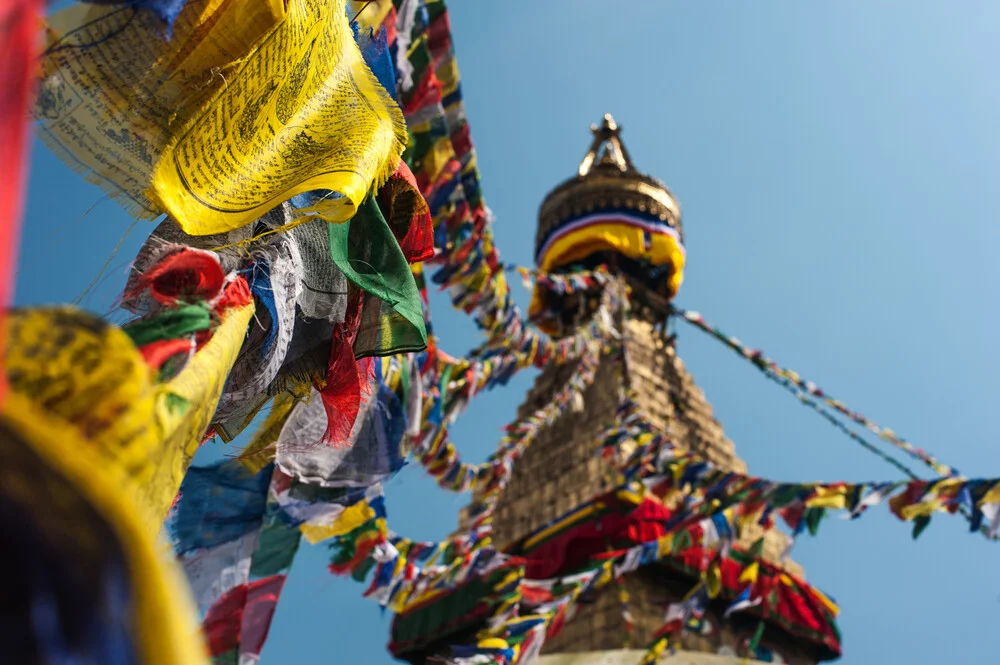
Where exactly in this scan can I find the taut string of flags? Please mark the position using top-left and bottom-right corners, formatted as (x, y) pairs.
(676, 309), (959, 478)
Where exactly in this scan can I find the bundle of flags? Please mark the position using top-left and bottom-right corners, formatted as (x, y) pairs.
(170, 461), (302, 664)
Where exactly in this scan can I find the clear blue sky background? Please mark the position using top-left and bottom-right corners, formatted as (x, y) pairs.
(16, 1), (1000, 663)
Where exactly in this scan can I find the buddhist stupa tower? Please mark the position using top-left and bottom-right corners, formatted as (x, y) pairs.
(390, 117), (841, 665)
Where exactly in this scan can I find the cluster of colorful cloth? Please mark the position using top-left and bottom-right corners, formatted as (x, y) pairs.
(1, 2), (996, 665)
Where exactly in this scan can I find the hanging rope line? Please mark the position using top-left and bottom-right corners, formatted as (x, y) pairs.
(675, 308), (960, 478)
(759, 370), (921, 480)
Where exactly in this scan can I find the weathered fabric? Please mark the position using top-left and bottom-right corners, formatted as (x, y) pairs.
(173, 460), (302, 664)
(326, 195), (427, 357)
(3, 303), (254, 523)
(274, 372), (406, 489)
(121, 204), (350, 438)
(172, 462), (274, 556)
(39, 0), (405, 234)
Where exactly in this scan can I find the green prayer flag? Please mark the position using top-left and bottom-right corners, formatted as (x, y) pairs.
(748, 620), (766, 652)
(804, 507), (826, 536)
(328, 197), (427, 358)
(912, 514), (931, 539)
(122, 303), (211, 347)
(249, 514), (302, 578)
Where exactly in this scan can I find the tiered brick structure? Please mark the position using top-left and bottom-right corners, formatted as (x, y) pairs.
(489, 116), (820, 664)
(490, 318), (799, 573)
(488, 318), (812, 663)
(399, 116), (839, 665)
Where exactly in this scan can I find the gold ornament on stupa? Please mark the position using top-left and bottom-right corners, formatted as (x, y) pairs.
(530, 114), (687, 332)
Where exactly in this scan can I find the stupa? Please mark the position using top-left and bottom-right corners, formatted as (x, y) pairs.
(388, 115), (841, 665)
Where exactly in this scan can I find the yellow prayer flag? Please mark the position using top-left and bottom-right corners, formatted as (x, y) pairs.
(416, 136), (458, 186)
(4, 303), (255, 525)
(436, 57), (461, 100)
(979, 480), (1000, 505)
(704, 560), (723, 598)
(0, 391), (208, 665)
(656, 533), (674, 559)
(805, 485), (849, 510)
(150, 303), (256, 515)
(301, 499), (375, 544)
(38, 0), (286, 219)
(39, 0), (406, 235)
(738, 561), (760, 585)
(237, 392), (300, 473)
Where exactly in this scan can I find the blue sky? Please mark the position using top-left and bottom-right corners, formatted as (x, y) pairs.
(16, 1), (1000, 663)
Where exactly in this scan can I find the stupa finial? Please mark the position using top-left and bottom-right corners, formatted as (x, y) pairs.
(578, 113), (636, 177)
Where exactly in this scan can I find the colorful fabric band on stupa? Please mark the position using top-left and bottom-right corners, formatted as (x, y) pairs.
(535, 210), (685, 290)
(533, 215), (686, 339)
(528, 115), (686, 332)
(503, 489), (842, 656)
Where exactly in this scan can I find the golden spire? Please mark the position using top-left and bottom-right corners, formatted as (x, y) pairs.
(536, 114), (683, 262)
(578, 113), (636, 176)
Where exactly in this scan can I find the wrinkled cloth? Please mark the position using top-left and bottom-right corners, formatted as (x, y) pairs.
(0, 389), (208, 665)
(4, 303), (254, 523)
(39, 0), (406, 233)
(274, 379), (406, 489)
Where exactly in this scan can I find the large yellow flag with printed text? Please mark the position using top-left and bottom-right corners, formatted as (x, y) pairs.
(39, 0), (404, 234)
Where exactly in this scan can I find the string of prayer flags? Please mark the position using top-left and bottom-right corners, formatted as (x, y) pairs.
(677, 309), (960, 478)
(615, 404), (1000, 541)
(172, 461), (303, 662)
(457, 340), (605, 527)
(382, 0), (554, 389)
(387, 390), (985, 663)
(509, 264), (615, 295)
(494, 489), (839, 660)
(410, 304), (612, 498)
(40, 0), (406, 233)
(383, 466), (842, 664)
